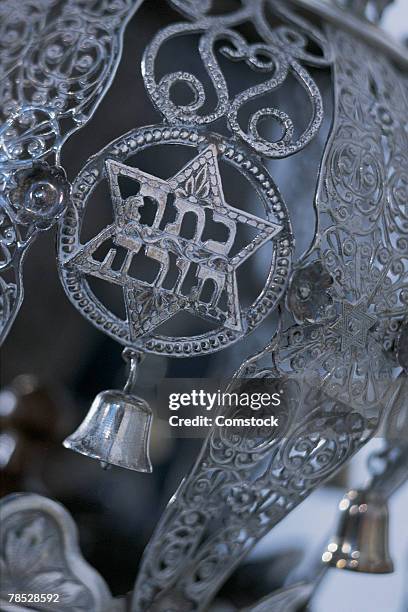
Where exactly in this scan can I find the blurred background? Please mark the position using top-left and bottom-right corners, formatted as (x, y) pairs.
(1, 1), (407, 610)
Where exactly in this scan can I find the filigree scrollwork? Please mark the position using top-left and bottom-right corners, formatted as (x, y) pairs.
(0, 493), (113, 611)
(144, 0), (331, 158)
(0, 162), (70, 345)
(0, 0), (141, 141)
(131, 23), (407, 612)
(0, 0), (142, 345)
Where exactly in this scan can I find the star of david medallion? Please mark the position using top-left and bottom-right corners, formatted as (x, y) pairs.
(57, 126), (293, 356)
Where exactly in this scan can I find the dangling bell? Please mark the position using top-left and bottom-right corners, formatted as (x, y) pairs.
(322, 489), (394, 573)
(63, 350), (153, 473)
(63, 389), (153, 472)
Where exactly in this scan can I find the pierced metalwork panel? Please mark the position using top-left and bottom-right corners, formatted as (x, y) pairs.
(332, 0), (394, 22)
(131, 22), (408, 612)
(57, 127), (292, 356)
(149, 0), (331, 158)
(0, 0), (141, 345)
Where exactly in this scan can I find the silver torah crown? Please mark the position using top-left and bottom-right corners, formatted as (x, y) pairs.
(1, 0), (408, 611)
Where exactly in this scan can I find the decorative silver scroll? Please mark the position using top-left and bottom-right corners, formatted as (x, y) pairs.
(131, 21), (408, 612)
(146, 0), (331, 158)
(0, 0), (407, 610)
(56, 0), (335, 476)
(0, 0), (142, 345)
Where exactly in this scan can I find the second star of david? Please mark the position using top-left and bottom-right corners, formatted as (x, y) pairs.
(66, 145), (283, 340)
(330, 299), (377, 352)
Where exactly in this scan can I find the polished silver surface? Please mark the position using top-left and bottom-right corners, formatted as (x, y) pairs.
(0, 493), (113, 611)
(63, 388), (153, 473)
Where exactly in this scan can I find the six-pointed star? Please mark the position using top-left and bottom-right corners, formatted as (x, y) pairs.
(330, 299), (377, 352)
(67, 145), (283, 340)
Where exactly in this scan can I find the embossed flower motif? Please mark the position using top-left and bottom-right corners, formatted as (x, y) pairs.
(286, 261), (334, 324)
(227, 483), (259, 515)
(372, 102), (394, 135)
(9, 162), (70, 230)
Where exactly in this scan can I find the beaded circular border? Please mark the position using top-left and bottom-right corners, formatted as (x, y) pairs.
(57, 125), (293, 357)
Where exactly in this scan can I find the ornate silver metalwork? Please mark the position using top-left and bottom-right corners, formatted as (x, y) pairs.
(0, 0), (407, 610)
(147, 0), (331, 158)
(167, 0), (408, 69)
(286, 260), (334, 323)
(0, 493), (113, 611)
(0, 0), (142, 345)
(382, 372), (408, 443)
(130, 18), (408, 612)
(58, 127), (292, 355)
(322, 488), (394, 573)
(247, 442), (408, 610)
(333, 0), (393, 22)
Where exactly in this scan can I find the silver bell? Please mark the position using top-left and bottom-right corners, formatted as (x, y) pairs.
(63, 389), (153, 473)
(322, 489), (394, 573)
(64, 349), (153, 473)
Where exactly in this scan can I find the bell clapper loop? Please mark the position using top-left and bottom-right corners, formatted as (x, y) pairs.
(63, 347), (154, 474)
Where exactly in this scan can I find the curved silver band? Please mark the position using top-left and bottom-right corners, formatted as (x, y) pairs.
(292, 0), (408, 67)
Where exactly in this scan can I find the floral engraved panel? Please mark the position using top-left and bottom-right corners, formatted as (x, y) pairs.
(0, 493), (113, 611)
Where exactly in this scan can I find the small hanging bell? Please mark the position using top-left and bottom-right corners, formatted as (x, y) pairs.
(63, 350), (153, 473)
(322, 489), (394, 573)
